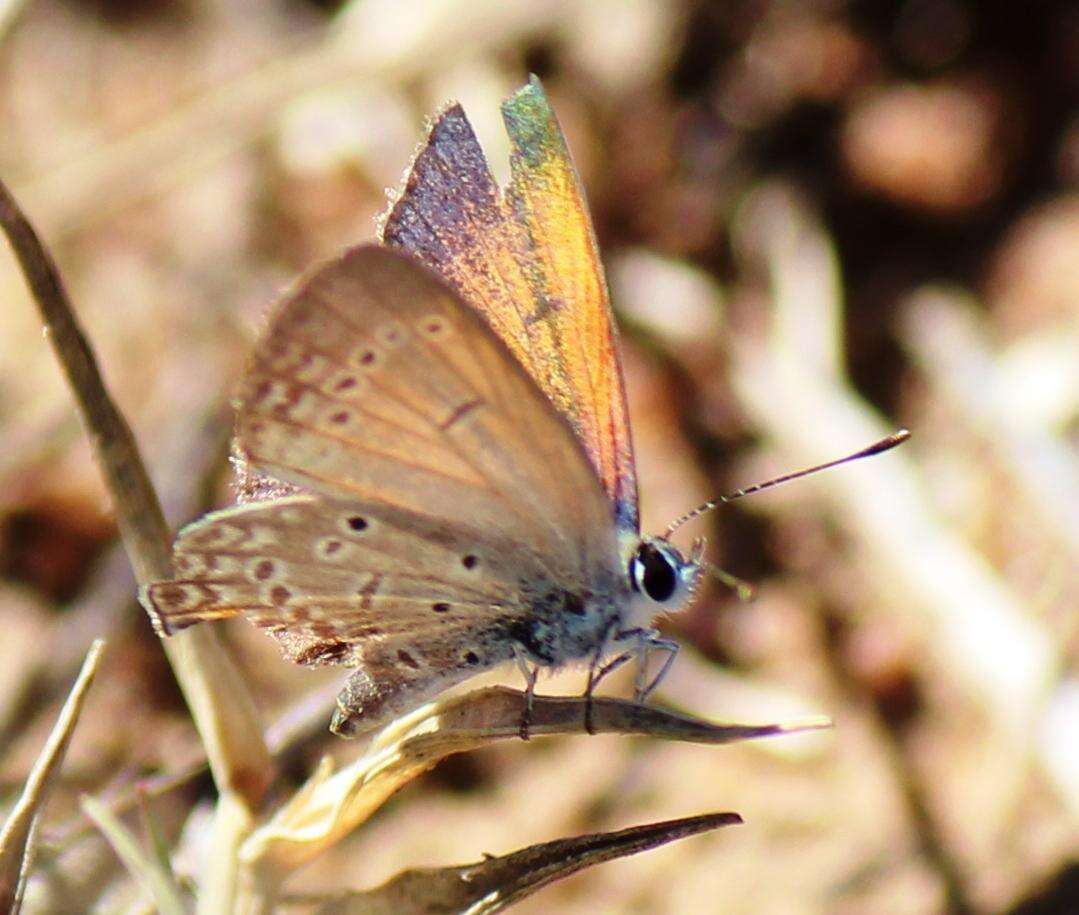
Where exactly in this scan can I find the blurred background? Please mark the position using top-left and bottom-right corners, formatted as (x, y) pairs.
(1, 1), (1077, 912)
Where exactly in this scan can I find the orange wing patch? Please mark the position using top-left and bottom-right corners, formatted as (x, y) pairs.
(380, 76), (638, 531)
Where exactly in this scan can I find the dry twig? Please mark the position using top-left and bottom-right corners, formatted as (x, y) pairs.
(0, 639), (105, 912)
(0, 175), (272, 909)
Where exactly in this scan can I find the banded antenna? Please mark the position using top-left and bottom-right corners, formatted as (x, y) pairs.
(664, 430), (911, 539)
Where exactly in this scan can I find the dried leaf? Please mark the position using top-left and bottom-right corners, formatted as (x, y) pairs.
(308, 811), (743, 914)
(0, 639), (105, 913)
(241, 685), (828, 874)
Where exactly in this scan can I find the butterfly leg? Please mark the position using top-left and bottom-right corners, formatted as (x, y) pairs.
(636, 636), (680, 703)
(593, 649), (635, 687)
(583, 619), (620, 735)
(513, 645), (539, 741)
(582, 650), (635, 735)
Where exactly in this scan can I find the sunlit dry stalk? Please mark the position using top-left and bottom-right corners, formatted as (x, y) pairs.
(0, 175), (272, 908)
(0, 639), (105, 912)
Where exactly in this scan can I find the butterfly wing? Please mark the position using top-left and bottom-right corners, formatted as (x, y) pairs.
(380, 76), (639, 531)
(142, 245), (626, 731)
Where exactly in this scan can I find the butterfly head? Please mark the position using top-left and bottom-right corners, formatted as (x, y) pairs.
(628, 536), (703, 615)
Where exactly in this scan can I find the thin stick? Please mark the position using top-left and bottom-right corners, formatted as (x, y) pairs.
(0, 640), (106, 912)
(665, 430), (910, 537)
(0, 177), (271, 807)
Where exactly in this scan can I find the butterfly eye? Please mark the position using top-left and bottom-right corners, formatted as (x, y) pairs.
(631, 543), (678, 603)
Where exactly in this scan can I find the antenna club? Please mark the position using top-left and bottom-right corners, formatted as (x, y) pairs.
(663, 429), (910, 538)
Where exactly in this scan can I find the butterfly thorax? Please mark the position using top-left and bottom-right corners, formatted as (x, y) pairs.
(506, 566), (629, 667)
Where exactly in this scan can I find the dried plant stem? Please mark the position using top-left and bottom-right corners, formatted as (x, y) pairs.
(0, 640), (106, 912)
(201, 790), (256, 915)
(0, 177), (273, 901)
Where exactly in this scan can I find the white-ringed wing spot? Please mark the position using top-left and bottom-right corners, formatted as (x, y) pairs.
(419, 313), (453, 339)
(326, 407), (352, 429)
(246, 557), (279, 583)
(376, 321), (409, 348)
(324, 370), (368, 398)
(315, 537), (348, 561)
(352, 344), (383, 371)
(264, 583), (292, 606)
(338, 514), (371, 536)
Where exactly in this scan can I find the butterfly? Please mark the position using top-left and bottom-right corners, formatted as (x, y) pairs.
(141, 77), (704, 738)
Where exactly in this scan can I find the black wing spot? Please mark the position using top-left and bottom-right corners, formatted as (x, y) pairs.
(347, 516), (368, 532)
(461, 554), (479, 570)
(432, 602), (451, 613)
(464, 651), (480, 666)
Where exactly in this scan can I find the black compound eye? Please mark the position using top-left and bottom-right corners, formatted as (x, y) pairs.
(633, 544), (678, 603)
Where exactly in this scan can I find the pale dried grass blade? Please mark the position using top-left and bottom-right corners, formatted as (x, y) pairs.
(199, 789), (255, 915)
(0, 175), (272, 810)
(0, 639), (105, 912)
(80, 796), (187, 915)
(308, 811), (743, 915)
(242, 686), (828, 874)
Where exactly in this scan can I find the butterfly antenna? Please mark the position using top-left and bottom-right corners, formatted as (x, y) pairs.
(664, 429), (911, 538)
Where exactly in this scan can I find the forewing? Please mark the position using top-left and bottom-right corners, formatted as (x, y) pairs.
(381, 77), (638, 531)
(144, 246), (618, 679)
